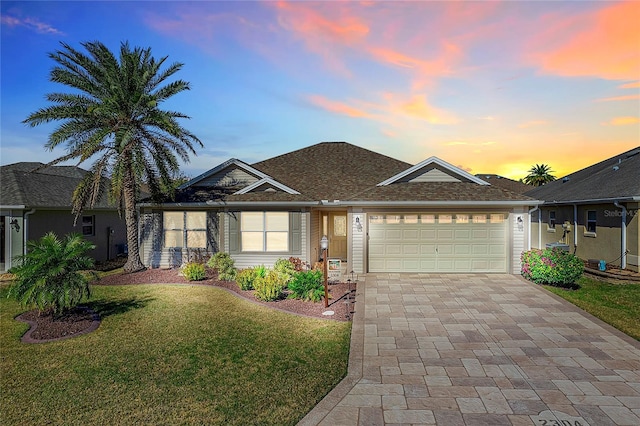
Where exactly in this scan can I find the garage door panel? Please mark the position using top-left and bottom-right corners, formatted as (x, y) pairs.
(402, 229), (420, 239)
(403, 244), (419, 255)
(369, 213), (507, 273)
(420, 229), (437, 239)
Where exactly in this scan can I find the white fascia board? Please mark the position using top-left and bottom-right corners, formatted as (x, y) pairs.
(0, 205), (26, 210)
(177, 158), (271, 190)
(377, 156), (489, 186)
(233, 177), (300, 195)
(347, 200), (541, 207)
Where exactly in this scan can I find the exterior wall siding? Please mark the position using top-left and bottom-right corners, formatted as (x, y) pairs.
(197, 168), (258, 189)
(510, 208), (527, 274)
(531, 203), (639, 272)
(350, 211), (365, 274)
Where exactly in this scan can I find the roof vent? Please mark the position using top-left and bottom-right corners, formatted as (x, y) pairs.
(562, 177), (570, 183)
(613, 165), (620, 171)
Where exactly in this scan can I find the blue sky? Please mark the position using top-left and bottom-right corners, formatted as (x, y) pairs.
(1, 1), (639, 180)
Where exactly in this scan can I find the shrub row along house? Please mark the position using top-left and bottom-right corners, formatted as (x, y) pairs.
(139, 142), (538, 276)
(526, 147), (640, 272)
(0, 162), (126, 272)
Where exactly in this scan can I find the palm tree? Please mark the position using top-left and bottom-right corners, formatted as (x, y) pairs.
(23, 41), (202, 272)
(524, 164), (556, 186)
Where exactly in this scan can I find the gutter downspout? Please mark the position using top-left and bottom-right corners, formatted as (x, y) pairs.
(23, 209), (36, 255)
(527, 205), (539, 250)
(573, 204), (578, 254)
(613, 201), (627, 269)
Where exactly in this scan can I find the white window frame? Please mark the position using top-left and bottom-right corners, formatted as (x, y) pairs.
(163, 211), (207, 248)
(241, 212), (289, 252)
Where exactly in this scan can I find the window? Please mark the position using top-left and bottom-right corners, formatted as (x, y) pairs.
(586, 210), (597, 233)
(164, 211), (207, 248)
(386, 215), (401, 224)
(548, 211), (556, 228)
(421, 214), (435, 224)
(241, 212), (288, 252)
(490, 214), (505, 224)
(455, 214), (469, 224)
(472, 214), (487, 224)
(438, 214), (452, 224)
(81, 215), (95, 236)
(404, 215), (418, 224)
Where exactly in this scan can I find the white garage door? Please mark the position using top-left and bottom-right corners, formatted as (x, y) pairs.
(368, 213), (508, 273)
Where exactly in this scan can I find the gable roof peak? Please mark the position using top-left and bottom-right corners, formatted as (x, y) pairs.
(378, 156), (489, 186)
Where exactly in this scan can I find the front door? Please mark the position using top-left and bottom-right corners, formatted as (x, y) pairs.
(328, 212), (347, 260)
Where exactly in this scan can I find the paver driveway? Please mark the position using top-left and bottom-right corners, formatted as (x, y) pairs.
(299, 274), (640, 426)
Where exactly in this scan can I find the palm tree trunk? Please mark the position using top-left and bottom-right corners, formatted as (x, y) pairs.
(122, 165), (146, 273)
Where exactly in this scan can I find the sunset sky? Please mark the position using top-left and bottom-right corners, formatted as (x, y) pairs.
(1, 1), (639, 180)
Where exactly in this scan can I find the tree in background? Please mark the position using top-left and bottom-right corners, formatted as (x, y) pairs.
(524, 164), (556, 186)
(23, 41), (202, 272)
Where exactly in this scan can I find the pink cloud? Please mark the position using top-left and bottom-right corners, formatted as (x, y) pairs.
(602, 117), (640, 126)
(1, 14), (63, 35)
(619, 81), (640, 89)
(530, 2), (640, 80)
(307, 95), (372, 118)
(595, 94), (640, 102)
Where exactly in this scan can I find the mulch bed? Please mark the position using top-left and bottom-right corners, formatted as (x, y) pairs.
(16, 267), (356, 343)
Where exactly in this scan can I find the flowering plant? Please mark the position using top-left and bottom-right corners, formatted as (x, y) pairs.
(521, 248), (583, 286)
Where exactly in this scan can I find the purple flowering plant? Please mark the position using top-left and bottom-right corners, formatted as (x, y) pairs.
(521, 247), (584, 286)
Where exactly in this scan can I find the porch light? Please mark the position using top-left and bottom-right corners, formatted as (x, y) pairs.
(320, 235), (328, 250)
(9, 219), (20, 232)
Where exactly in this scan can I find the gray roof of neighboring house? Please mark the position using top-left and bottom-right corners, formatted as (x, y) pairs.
(0, 162), (114, 209)
(476, 174), (533, 194)
(171, 142), (535, 205)
(525, 147), (640, 203)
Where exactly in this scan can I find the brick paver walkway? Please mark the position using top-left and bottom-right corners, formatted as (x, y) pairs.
(299, 274), (640, 426)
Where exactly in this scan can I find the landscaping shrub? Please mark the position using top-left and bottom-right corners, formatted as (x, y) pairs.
(288, 257), (306, 272)
(253, 270), (285, 301)
(180, 261), (207, 281)
(8, 232), (96, 315)
(207, 252), (237, 281)
(274, 258), (296, 284)
(236, 268), (257, 291)
(521, 248), (584, 286)
(288, 270), (325, 302)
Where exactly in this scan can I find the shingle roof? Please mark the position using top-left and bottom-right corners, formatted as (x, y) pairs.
(525, 147), (640, 203)
(251, 142), (411, 200)
(172, 142), (536, 205)
(476, 174), (533, 194)
(0, 162), (114, 208)
(346, 182), (533, 202)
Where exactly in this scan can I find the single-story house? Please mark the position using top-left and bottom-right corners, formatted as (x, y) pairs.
(139, 142), (539, 276)
(526, 147), (640, 271)
(1, 162), (127, 272)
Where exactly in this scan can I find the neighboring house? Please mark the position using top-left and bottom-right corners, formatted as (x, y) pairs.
(0, 162), (127, 272)
(526, 147), (640, 271)
(476, 174), (533, 194)
(139, 142), (538, 275)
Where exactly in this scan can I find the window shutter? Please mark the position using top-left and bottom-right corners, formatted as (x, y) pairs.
(207, 212), (219, 252)
(228, 213), (239, 254)
(289, 212), (301, 255)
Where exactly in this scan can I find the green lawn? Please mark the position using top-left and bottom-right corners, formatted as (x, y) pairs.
(544, 276), (640, 340)
(0, 284), (351, 425)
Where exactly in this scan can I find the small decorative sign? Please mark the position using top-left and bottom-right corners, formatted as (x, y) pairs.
(328, 259), (341, 281)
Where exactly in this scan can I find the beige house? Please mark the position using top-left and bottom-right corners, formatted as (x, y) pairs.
(0, 162), (127, 272)
(140, 142), (539, 276)
(526, 147), (640, 271)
